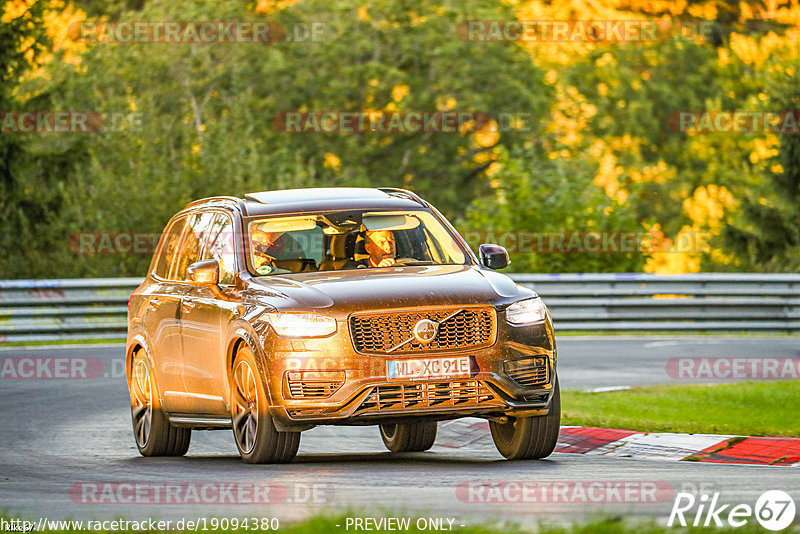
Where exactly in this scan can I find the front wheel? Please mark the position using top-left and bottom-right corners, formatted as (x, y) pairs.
(380, 421), (437, 452)
(490, 377), (561, 460)
(129, 348), (191, 457)
(230, 345), (300, 464)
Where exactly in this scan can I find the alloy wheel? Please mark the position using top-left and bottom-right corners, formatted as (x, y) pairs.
(232, 359), (259, 454)
(131, 352), (153, 448)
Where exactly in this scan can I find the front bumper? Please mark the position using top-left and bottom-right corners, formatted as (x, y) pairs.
(259, 315), (557, 428)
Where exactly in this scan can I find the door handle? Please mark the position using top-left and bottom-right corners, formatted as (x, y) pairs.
(148, 298), (161, 310)
(182, 300), (196, 313)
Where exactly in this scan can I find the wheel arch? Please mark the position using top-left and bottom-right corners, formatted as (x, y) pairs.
(126, 333), (165, 407)
(226, 327), (277, 406)
(126, 333), (151, 384)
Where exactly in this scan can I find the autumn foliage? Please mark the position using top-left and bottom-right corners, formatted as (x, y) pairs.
(1, 0), (798, 277)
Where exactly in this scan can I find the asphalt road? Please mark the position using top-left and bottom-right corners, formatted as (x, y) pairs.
(1, 337), (798, 528)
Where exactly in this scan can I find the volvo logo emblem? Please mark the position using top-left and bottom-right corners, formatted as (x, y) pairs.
(386, 310), (463, 353)
(412, 319), (438, 345)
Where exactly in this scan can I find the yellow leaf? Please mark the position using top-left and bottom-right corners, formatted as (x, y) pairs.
(391, 84), (409, 102)
(323, 153), (340, 169)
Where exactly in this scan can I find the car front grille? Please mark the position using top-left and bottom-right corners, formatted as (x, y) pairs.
(504, 357), (549, 388)
(354, 380), (504, 415)
(349, 307), (496, 354)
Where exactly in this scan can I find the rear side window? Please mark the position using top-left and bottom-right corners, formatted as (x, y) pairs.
(173, 211), (216, 281)
(202, 213), (237, 285)
(152, 216), (187, 279)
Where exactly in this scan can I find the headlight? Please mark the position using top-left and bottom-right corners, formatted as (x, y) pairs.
(505, 297), (547, 325)
(260, 312), (337, 337)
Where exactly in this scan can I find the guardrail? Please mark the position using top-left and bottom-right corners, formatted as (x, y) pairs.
(0, 278), (141, 343)
(1, 274), (798, 343)
(514, 273), (800, 331)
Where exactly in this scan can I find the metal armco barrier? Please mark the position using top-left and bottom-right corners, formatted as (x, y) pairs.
(1, 274), (798, 343)
(514, 273), (800, 331)
(0, 278), (141, 343)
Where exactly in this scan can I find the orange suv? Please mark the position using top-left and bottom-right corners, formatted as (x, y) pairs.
(126, 188), (559, 463)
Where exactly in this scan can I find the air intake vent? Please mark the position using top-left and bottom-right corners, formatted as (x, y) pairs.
(285, 371), (344, 399)
(354, 380), (503, 415)
(504, 357), (549, 388)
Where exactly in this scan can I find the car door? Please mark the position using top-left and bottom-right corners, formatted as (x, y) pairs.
(143, 215), (189, 413)
(179, 211), (239, 415)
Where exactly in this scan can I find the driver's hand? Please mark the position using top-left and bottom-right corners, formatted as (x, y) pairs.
(378, 258), (395, 267)
(255, 254), (274, 268)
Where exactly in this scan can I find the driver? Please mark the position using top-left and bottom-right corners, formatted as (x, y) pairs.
(364, 229), (396, 268)
(251, 228), (283, 274)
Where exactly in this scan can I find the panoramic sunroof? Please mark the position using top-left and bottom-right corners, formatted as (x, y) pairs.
(245, 187), (390, 204)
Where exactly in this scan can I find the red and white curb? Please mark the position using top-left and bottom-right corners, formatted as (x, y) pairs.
(434, 421), (800, 466)
(557, 427), (800, 466)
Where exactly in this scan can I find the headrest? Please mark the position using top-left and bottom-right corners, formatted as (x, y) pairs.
(330, 235), (348, 258)
(353, 232), (368, 262)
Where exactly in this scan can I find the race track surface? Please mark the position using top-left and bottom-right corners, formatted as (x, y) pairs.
(1, 336), (798, 526)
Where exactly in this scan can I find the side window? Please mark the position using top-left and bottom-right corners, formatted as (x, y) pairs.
(152, 216), (187, 279)
(172, 211), (216, 281)
(203, 213), (237, 285)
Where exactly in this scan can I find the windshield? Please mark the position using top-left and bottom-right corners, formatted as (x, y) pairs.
(245, 210), (469, 275)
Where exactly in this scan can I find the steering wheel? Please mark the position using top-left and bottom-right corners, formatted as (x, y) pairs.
(253, 253), (277, 275)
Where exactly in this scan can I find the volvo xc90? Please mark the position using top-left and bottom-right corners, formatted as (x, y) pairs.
(126, 187), (559, 463)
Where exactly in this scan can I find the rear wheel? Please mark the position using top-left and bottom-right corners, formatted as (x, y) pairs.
(230, 345), (300, 464)
(380, 421), (438, 452)
(129, 348), (191, 457)
(490, 377), (560, 460)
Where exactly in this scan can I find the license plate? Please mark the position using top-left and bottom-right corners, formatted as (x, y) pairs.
(386, 357), (471, 380)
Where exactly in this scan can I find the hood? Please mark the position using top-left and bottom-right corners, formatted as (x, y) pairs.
(245, 265), (532, 313)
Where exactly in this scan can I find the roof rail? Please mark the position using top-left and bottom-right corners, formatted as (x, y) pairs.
(377, 187), (426, 206)
(182, 196), (245, 211)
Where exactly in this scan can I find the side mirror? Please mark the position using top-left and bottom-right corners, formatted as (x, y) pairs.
(187, 259), (220, 286)
(479, 244), (510, 270)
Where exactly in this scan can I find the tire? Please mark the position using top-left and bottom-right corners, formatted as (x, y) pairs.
(490, 376), (561, 460)
(129, 348), (191, 457)
(379, 421), (438, 452)
(230, 345), (300, 464)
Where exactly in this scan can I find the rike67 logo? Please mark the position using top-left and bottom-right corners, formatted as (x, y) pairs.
(668, 490), (796, 531)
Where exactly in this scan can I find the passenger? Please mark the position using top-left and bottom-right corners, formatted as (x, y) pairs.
(364, 229), (396, 268)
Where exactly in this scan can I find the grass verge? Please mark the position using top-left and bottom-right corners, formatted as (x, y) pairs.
(562, 381), (800, 437)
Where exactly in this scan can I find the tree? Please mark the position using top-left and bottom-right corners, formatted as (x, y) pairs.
(0, 0), (89, 277)
(721, 65), (800, 271)
(38, 0), (552, 277)
(463, 146), (645, 273)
